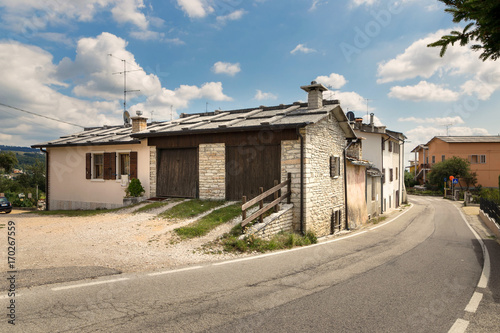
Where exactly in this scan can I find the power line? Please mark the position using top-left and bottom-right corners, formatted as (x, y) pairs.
(0, 102), (84, 128)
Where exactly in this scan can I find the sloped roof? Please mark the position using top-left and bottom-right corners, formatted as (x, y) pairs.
(132, 102), (356, 139)
(430, 136), (500, 144)
(32, 125), (140, 148)
(32, 101), (356, 148)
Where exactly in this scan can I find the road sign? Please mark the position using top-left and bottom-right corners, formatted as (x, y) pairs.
(452, 178), (458, 184)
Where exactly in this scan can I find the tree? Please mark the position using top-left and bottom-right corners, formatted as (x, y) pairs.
(0, 151), (18, 173)
(428, 156), (476, 189)
(428, 0), (500, 61)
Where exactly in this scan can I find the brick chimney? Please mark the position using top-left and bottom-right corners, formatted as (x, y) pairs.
(131, 110), (148, 133)
(300, 81), (328, 109)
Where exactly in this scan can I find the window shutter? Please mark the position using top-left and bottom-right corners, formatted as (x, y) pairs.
(382, 139), (385, 151)
(86, 153), (91, 179)
(336, 156), (340, 177)
(103, 153), (116, 180)
(130, 151), (138, 179)
(330, 156), (334, 177)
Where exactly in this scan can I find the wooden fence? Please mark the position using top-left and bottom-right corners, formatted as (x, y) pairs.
(241, 173), (291, 227)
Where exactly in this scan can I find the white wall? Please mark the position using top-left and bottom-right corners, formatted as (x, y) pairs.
(47, 141), (150, 210)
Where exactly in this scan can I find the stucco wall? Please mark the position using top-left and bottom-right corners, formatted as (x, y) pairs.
(366, 175), (381, 218)
(47, 141), (150, 210)
(346, 163), (368, 228)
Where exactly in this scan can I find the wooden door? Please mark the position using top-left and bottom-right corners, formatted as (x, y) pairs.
(157, 148), (198, 198)
(225, 145), (280, 201)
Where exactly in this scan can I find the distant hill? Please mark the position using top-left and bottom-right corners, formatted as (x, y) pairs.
(0, 145), (40, 154)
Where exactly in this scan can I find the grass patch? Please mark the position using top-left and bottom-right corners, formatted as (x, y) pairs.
(27, 207), (123, 217)
(159, 199), (225, 219)
(175, 203), (242, 239)
(221, 229), (318, 253)
(370, 216), (387, 225)
(133, 201), (171, 214)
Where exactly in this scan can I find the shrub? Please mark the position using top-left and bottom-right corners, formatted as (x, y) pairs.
(126, 178), (145, 197)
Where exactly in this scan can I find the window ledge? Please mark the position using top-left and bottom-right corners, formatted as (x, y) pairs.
(91, 179), (105, 182)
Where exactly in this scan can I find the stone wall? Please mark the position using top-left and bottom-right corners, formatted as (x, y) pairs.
(281, 135), (303, 232)
(149, 146), (157, 198)
(199, 143), (226, 200)
(304, 113), (346, 237)
(247, 204), (294, 240)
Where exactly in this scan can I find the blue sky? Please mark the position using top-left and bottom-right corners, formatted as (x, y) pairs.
(0, 0), (499, 164)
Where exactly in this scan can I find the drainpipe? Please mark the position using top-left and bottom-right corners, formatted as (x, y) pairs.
(343, 139), (354, 230)
(297, 127), (305, 235)
(39, 148), (49, 211)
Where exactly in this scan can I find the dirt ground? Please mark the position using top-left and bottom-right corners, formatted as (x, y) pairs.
(0, 201), (250, 274)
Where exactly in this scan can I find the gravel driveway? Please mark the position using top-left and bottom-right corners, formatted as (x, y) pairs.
(0, 201), (249, 277)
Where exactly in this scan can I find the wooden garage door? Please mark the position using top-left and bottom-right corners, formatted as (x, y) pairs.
(226, 145), (280, 201)
(157, 148), (198, 198)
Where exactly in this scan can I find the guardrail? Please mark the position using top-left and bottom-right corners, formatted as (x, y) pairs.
(480, 198), (500, 225)
(241, 173), (291, 227)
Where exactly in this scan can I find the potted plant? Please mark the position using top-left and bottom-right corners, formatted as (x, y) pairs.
(123, 178), (146, 206)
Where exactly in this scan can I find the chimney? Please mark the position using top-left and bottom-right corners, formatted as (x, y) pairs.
(131, 110), (148, 133)
(370, 113), (375, 132)
(300, 81), (328, 109)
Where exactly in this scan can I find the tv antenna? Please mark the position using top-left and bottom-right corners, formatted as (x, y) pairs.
(442, 123), (453, 136)
(108, 54), (141, 113)
(365, 98), (373, 119)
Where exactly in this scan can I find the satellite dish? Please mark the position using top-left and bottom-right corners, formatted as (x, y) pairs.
(123, 111), (131, 126)
(346, 111), (355, 122)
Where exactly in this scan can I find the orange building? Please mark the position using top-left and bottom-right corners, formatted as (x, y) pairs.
(412, 136), (500, 188)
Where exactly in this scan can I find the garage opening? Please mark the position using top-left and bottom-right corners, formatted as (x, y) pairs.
(157, 148), (198, 198)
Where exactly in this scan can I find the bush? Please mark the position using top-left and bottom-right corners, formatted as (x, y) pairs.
(126, 178), (144, 197)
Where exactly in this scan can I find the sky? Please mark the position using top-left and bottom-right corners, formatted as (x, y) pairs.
(0, 0), (499, 165)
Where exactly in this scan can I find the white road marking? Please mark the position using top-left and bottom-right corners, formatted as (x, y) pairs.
(52, 278), (129, 291)
(448, 318), (469, 333)
(465, 292), (483, 313)
(148, 265), (203, 276)
(455, 206), (491, 289)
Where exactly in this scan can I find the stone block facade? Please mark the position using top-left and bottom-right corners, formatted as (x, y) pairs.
(247, 204), (294, 240)
(280, 112), (347, 238)
(199, 143), (226, 200)
(149, 146), (157, 198)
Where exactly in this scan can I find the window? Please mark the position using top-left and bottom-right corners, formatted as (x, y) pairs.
(389, 168), (393, 182)
(442, 155), (445, 162)
(469, 155), (486, 164)
(432, 156), (435, 164)
(382, 139), (385, 151)
(118, 153), (130, 179)
(396, 167), (399, 180)
(371, 178), (376, 201)
(330, 156), (340, 178)
(389, 141), (393, 152)
(93, 154), (104, 179)
(382, 168), (386, 183)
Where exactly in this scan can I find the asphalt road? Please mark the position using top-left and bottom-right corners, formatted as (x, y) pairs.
(3, 196), (495, 332)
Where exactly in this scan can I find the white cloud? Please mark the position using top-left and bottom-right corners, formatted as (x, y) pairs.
(361, 114), (384, 126)
(212, 61), (241, 76)
(176, 0), (214, 18)
(290, 44), (316, 55)
(254, 90), (277, 101)
(111, 0), (149, 30)
(398, 116), (465, 125)
(309, 0), (326, 12)
(216, 9), (247, 24)
(406, 125), (490, 146)
(327, 91), (371, 112)
(377, 29), (500, 101)
(315, 73), (347, 89)
(388, 81), (459, 102)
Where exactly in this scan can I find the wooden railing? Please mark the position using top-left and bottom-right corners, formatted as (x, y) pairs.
(241, 173), (291, 227)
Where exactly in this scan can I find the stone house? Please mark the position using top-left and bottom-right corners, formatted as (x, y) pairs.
(33, 82), (358, 237)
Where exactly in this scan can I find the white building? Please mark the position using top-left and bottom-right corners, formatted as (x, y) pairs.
(352, 113), (406, 214)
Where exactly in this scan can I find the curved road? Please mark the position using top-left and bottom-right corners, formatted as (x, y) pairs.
(6, 196), (490, 332)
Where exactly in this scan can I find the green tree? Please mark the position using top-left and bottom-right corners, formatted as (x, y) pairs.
(428, 156), (476, 189)
(0, 151), (18, 173)
(404, 170), (417, 188)
(428, 0), (500, 61)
